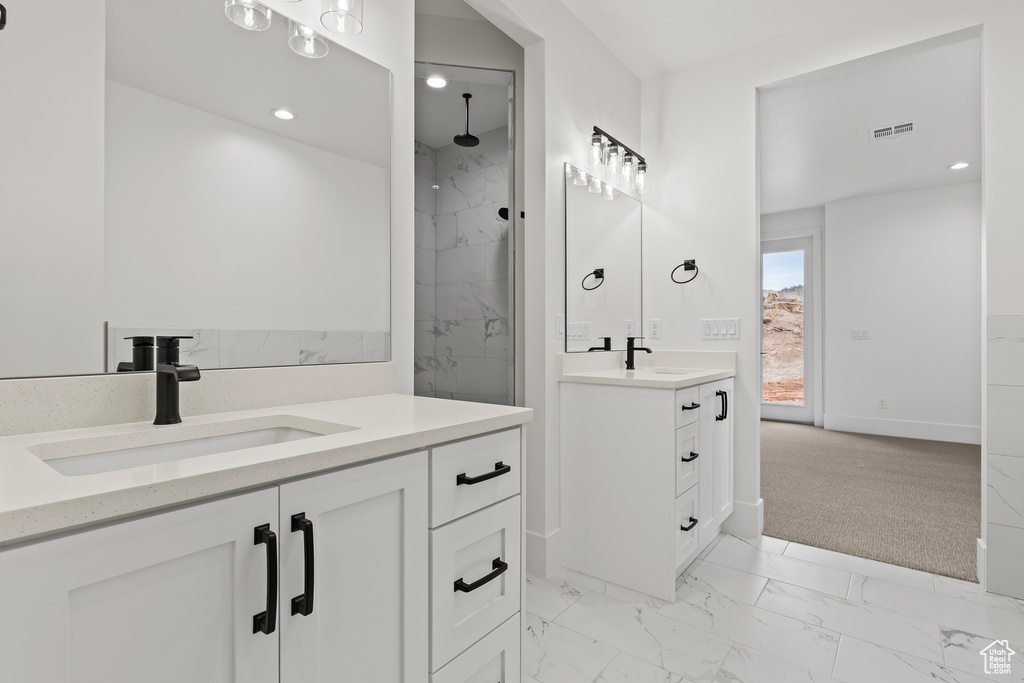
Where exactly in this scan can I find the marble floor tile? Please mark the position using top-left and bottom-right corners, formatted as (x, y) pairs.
(941, 628), (1024, 682)
(704, 536), (852, 597)
(660, 580), (839, 672)
(694, 534), (725, 564)
(783, 541), (936, 591)
(732, 535), (789, 555)
(677, 560), (768, 606)
(554, 592), (732, 681)
(847, 574), (1024, 644)
(557, 568), (669, 611)
(988, 454), (1024, 527)
(525, 573), (587, 621)
(713, 644), (844, 683)
(933, 575), (1024, 615)
(754, 580), (944, 663)
(832, 635), (991, 683)
(595, 651), (690, 683)
(524, 612), (618, 683)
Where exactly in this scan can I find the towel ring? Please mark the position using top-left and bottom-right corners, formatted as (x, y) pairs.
(671, 260), (698, 284)
(582, 268), (605, 291)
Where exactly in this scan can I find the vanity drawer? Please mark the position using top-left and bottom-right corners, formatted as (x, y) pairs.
(675, 422), (700, 496)
(431, 614), (520, 683)
(430, 496), (521, 671)
(675, 485), (700, 570)
(431, 429), (521, 527)
(675, 387), (701, 429)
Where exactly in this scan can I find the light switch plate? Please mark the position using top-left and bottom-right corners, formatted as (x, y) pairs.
(556, 314), (565, 339)
(701, 318), (740, 340)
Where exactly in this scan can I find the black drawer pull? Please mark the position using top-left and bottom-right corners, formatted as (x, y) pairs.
(457, 461), (511, 486)
(454, 557), (508, 593)
(291, 513), (315, 617)
(253, 524), (278, 635)
(680, 402), (700, 411)
(716, 390), (728, 421)
(680, 517), (698, 532)
(680, 451), (699, 462)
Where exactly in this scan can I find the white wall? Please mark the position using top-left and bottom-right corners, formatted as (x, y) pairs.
(0, 0), (105, 378)
(824, 183), (981, 442)
(105, 83), (388, 331)
(642, 1), (1024, 597)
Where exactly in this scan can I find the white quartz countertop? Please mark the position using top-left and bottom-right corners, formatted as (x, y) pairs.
(0, 394), (532, 546)
(558, 349), (737, 389)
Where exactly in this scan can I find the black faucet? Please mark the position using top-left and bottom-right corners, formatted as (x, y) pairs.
(154, 336), (201, 425)
(117, 336), (156, 372)
(588, 337), (612, 352)
(625, 336), (652, 370)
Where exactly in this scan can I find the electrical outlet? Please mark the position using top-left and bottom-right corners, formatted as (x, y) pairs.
(649, 319), (662, 339)
(624, 319), (635, 337)
(878, 397), (887, 409)
(556, 314), (565, 340)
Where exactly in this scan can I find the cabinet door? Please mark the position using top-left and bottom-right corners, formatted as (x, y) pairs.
(279, 451), (429, 683)
(698, 379), (735, 541)
(713, 379), (735, 522)
(0, 488), (280, 683)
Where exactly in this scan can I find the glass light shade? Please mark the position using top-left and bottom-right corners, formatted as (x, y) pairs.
(288, 20), (329, 58)
(225, 0), (272, 31)
(586, 132), (603, 171)
(321, 0), (363, 36)
(573, 169), (588, 186)
(589, 176), (603, 194)
(636, 162), (649, 195)
(621, 153), (635, 185)
(604, 144), (620, 180)
(603, 183), (615, 201)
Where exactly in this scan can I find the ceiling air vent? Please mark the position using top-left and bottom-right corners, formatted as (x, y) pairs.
(870, 120), (915, 142)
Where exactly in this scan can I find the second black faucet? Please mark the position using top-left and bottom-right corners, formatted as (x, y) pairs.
(625, 336), (652, 370)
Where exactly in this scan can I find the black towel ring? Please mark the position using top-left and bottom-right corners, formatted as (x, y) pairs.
(582, 268), (605, 291)
(671, 260), (698, 284)
(0, 4), (7, 30)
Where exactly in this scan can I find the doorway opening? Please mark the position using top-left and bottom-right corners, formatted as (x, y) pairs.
(413, 63), (516, 405)
(756, 33), (983, 581)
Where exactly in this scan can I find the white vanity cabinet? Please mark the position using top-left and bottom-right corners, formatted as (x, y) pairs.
(428, 428), (523, 683)
(0, 451), (428, 683)
(561, 377), (735, 602)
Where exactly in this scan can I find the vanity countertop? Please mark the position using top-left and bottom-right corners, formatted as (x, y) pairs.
(561, 352), (737, 389)
(558, 349), (737, 389)
(0, 394), (532, 546)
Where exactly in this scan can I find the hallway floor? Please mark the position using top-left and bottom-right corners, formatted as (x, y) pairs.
(524, 534), (1024, 683)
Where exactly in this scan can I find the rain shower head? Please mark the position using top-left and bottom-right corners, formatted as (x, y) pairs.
(454, 93), (480, 148)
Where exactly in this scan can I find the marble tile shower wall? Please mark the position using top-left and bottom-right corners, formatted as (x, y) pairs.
(986, 314), (1024, 599)
(414, 129), (512, 405)
(109, 327), (388, 370)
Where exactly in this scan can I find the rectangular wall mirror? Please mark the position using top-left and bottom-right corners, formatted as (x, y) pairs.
(564, 162), (642, 352)
(0, 0), (392, 380)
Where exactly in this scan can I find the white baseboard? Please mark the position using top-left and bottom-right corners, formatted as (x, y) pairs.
(722, 499), (764, 539)
(823, 414), (981, 445)
(977, 538), (987, 590)
(525, 528), (561, 577)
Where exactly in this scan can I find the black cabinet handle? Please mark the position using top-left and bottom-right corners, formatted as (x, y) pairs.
(680, 402), (700, 411)
(716, 390), (728, 421)
(454, 557), (508, 593)
(253, 524), (278, 635)
(457, 461), (511, 486)
(680, 451), (699, 462)
(680, 517), (698, 532)
(291, 513), (315, 617)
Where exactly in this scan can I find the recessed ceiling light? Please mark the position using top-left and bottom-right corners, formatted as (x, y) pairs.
(426, 76), (447, 88)
(948, 162), (969, 170)
(272, 108), (295, 120)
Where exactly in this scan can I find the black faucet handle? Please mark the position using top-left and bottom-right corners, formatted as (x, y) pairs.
(156, 336), (194, 364)
(156, 335), (194, 347)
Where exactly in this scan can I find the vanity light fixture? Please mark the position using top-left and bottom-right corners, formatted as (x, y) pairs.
(586, 126), (648, 195)
(322, 0), (363, 37)
(272, 108), (295, 120)
(225, 0), (272, 31)
(288, 20), (330, 58)
(426, 76), (447, 88)
(948, 162), (970, 170)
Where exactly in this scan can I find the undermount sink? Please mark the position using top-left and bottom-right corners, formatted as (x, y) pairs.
(641, 367), (705, 376)
(32, 416), (357, 477)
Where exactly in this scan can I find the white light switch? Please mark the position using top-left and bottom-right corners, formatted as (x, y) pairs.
(556, 314), (565, 339)
(702, 318), (740, 340)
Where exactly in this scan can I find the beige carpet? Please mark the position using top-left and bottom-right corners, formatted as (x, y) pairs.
(761, 421), (981, 582)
